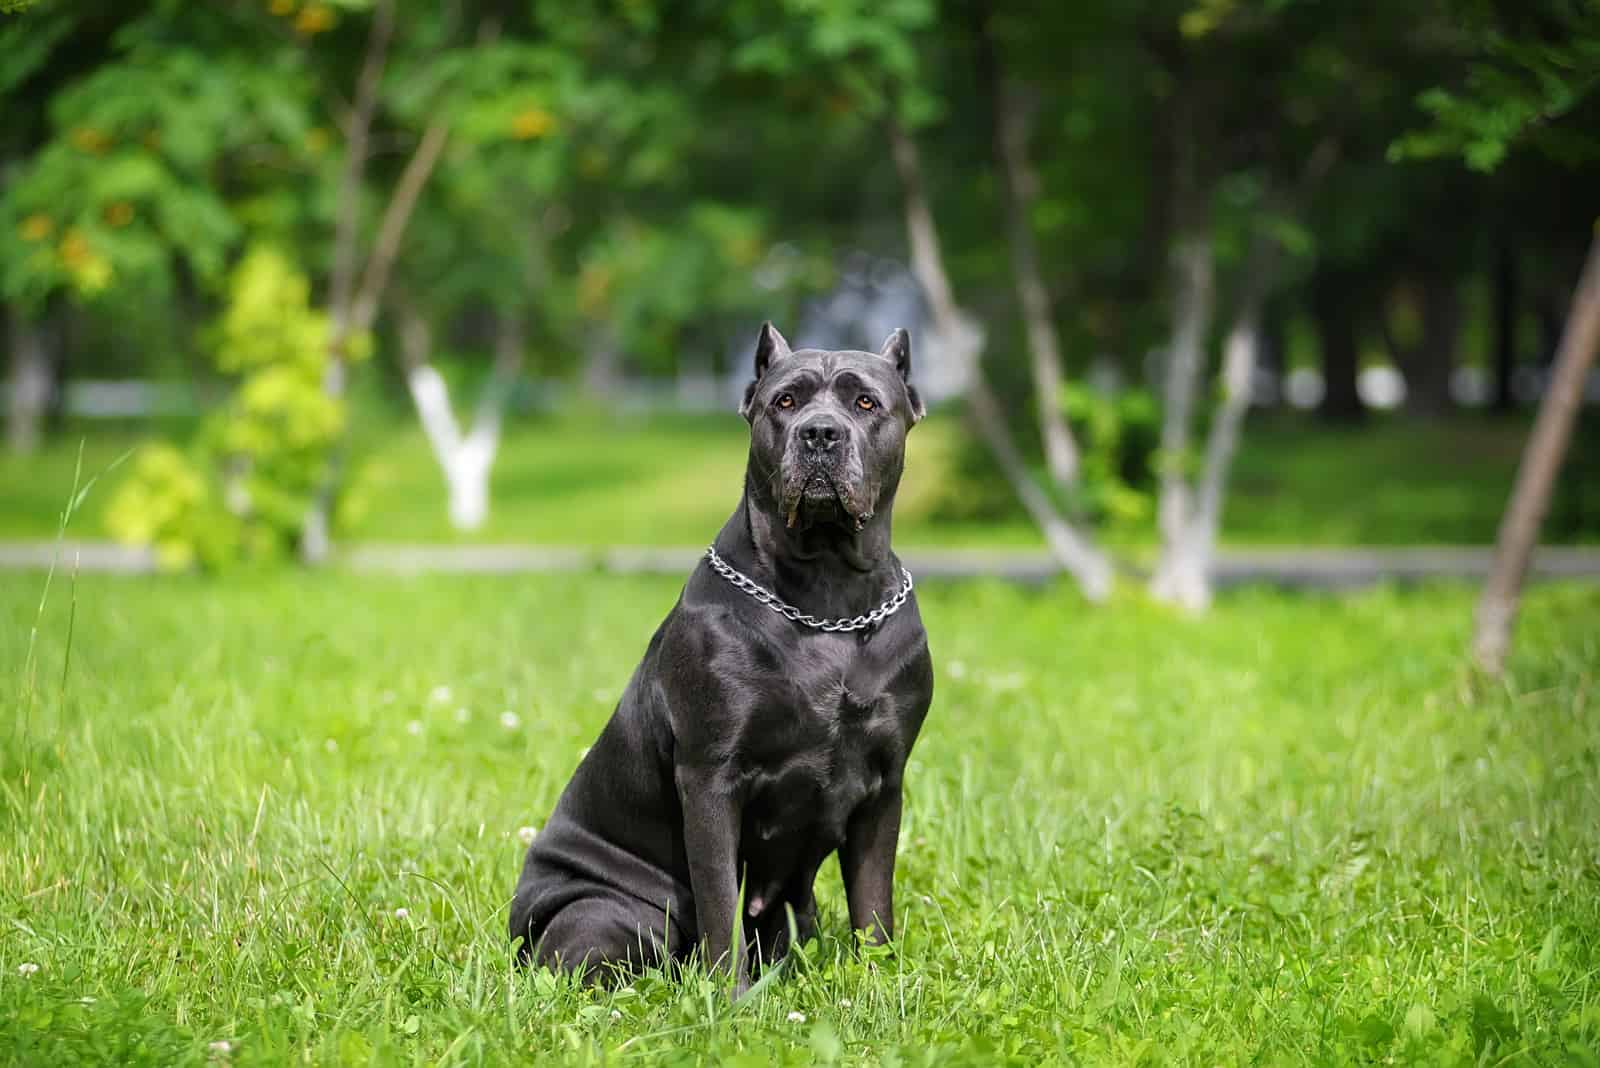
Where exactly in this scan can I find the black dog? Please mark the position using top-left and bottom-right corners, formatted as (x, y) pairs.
(510, 323), (934, 992)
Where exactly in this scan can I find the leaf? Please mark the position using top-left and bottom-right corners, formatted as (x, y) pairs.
(1403, 1002), (1435, 1039)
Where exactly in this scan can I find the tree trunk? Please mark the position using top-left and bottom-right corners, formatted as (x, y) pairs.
(399, 305), (522, 533)
(301, 2), (452, 561)
(1473, 231), (1600, 675)
(582, 325), (623, 399)
(1313, 270), (1364, 422)
(6, 309), (53, 454)
(1493, 238), (1518, 412)
(973, 6), (1081, 488)
(1153, 232), (1215, 572)
(1151, 233), (1274, 611)
(1259, 298), (1286, 402)
(886, 118), (1111, 601)
(299, 0), (395, 563)
(1401, 272), (1459, 417)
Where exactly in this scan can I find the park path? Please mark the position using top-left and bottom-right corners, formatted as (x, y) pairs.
(1, 540), (1597, 589)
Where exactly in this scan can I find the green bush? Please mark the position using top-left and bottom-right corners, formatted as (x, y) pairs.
(1059, 382), (1158, 529)
(107, 246), (366, 568)
(927, 383), (1158, 534)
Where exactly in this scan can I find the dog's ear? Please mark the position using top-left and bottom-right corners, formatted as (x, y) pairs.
(879, 328), (925, 424)
(742, 321), (793, 421)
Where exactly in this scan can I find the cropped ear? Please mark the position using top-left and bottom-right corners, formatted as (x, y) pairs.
(754, 321), (792, 380)
(879, 327), (911, 380)
(741, 321), (793, 421)
(879, 328), (925, 424)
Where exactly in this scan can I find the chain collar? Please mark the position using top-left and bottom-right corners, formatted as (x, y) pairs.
(704, 545), (914, 633)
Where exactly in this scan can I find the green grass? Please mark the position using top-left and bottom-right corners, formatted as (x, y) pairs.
(5, 411), (1598, 548)
(3, 567), (1598, 1065)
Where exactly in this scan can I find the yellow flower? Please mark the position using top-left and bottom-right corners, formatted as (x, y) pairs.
(269, 0), (295, 14)
(510, 107), (556, 141)
(19, 214), (52, 242)
(294, 3), (334, 34)
(59, 227), (90, 266)
(70, 127), (109, 154)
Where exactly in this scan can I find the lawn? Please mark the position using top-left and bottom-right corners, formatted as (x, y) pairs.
(4, 410), (1598, 548)
(3, 569), (1598, 1065)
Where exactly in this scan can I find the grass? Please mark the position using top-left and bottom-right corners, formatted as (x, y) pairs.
(3, 566), (1598, 1065)
(4, 410), (1598, 548)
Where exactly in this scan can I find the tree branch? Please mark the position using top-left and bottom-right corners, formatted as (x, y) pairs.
(887, 117), (1112, 600)
(348, 118), (450, 338)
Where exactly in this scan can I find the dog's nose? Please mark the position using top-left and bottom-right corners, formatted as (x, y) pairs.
(800, 418), (843, 454)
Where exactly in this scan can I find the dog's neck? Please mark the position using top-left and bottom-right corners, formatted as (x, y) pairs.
(710, 472), (900, 622)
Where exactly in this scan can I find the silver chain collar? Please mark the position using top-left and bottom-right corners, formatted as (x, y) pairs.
(704, 546), (914, 633)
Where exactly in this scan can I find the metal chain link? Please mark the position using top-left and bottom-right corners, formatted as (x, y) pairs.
(704, 546), (913, 633)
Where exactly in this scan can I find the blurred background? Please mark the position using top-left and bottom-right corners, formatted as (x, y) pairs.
(2, 0), (1598, 603)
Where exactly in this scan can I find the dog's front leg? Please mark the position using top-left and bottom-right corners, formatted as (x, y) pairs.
(675, 765), (748, 993)
(839, 786), (903, 947)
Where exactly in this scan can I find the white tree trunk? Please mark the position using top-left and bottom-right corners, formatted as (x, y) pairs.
(1153, 232), (1215, 562)
(6, 312), (52, 454)
(887, 118), (1112, 601)
(400, 307), (522, 533)
(1473, 231), (1600, 675)
(1150, 314), (1258, 612)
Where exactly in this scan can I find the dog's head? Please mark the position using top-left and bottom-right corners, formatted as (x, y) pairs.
(740, 322), (925, 532)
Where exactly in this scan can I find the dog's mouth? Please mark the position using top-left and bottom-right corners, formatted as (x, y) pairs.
(781, 464), (874, 532)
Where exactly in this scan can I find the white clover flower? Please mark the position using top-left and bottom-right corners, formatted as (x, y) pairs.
(455, 707), (471, 724)
(921, 895), (933, 906)
(79, 996), (96, 1005)
(394, 907), (410, 920)
(838, 998), (852, 1009)
(429, 686), (452, 705)
(500, 711), (521, 730)
(610, 1009), (622, 1022)
(17, 962), (40, 977)
(786, 1011), (807, 1024)
(324, 738), (339, 753)
(208, 1040), (233, 1057)
(406, 720), (423, 736)
(946, 660), (968, 679)
(517, 826), (539, 846)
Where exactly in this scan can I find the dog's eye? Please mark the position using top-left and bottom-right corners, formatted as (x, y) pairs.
(856, 395), (876, 412)
(775, 393), (795, 410)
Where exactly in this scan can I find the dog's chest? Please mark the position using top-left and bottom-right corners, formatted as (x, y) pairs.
(743, 677), (898, 848)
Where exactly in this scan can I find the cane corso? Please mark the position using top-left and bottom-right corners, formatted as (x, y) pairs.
(510, 323), (934, 992)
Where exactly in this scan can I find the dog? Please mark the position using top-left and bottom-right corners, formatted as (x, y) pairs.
(510, 323), (934, 992)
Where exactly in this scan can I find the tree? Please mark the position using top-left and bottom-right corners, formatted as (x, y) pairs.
(0, 4), (300, 452)
(1390, 0), (1600, 673)
(1140, 1), (1347, 610)
(726, 0), (1114, 597)
(971, 0), (1085, 490)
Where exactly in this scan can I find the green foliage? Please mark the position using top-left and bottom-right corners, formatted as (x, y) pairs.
(3, 574), (1599, 1062)
(1060, 383), (1159, 529)
(0, 12), (314, 310)
(104, 444), (237, 570)
(1390, 3), (1600, 171)
(106, 246), (364, 568)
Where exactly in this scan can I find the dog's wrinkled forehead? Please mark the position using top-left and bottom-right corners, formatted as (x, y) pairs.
(741, 323), (925, 425)
(763, 349), (901, 393)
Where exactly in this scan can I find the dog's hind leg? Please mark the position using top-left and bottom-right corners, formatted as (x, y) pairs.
(533, 894), (675, 986)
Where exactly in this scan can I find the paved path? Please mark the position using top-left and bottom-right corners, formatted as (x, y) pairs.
(3, 540), (1598, 589)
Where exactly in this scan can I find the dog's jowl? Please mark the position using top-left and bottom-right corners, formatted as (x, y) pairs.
(510, 323), (934, 992)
